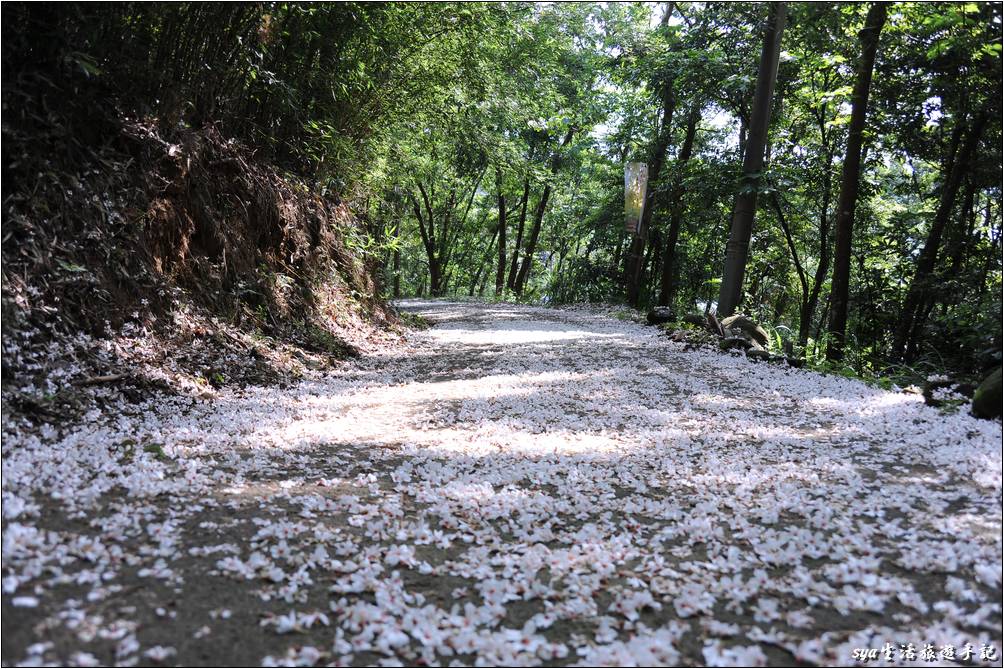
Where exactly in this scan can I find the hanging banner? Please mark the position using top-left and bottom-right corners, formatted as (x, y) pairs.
(624, 162), (648, 234)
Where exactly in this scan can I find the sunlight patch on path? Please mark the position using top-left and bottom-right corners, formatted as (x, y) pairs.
(2, 300), (1001, 667)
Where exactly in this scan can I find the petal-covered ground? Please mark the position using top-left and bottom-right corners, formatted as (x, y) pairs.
(2, 300), (1002, 667)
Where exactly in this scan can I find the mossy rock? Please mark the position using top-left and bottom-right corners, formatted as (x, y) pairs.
(971, 367), (1002, 419)
(681, 314), (708, 329)
(720, 314), (769, 348)
(721, 336), (751, 351)
(646, 307), (676, 326)
(397, 311), (432, 330)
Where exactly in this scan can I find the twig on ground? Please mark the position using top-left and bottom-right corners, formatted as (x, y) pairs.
(77, 373), (129, 386)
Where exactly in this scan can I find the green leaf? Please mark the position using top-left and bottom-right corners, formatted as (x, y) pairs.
(57, 260), (88, 273)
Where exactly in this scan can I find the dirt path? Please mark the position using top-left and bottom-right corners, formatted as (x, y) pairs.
(2, 300), (1001, 666)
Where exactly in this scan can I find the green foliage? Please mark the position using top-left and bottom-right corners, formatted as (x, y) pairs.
(4, 2), (1000, 385)
(395, 311), (432, 330)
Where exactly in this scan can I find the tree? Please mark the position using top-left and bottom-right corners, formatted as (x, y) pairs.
(658, 106), (701, 307)
(495, 167), (508, 295)
(402, 124), (488, 296)
(625, 4), (678, 307)
(717, 2), (788, 317)
(514, 125), (577, 295)
(305, 1), (1000, 383)
(890, 106), (991, 360)
(886, 2), (1001, 361)
(825, 2), (888, 361)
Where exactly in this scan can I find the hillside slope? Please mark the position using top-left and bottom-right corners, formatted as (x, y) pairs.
(2, 110), (402, 420)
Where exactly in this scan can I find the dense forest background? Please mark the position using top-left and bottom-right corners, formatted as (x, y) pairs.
(2, 2), (1001, 388)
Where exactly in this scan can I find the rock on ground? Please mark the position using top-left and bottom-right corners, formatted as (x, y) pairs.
(2, 300), (1002, 667)
(973, 367), (1003, 419)
(721, 314), (770, 348)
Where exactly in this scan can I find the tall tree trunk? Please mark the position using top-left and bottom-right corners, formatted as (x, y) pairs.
(979, 203), (1001, 294)
(809, 291), (832, 358)
(658, 106), (701, 306)
(890, 111), (990, 360)
(506, 178), (531, 290)
(471, 227), (499, 297)
(407, 188), (442, 296)
(895, 110), (987, 359)
(799, 138), (835, 346)
(553, 240), (571, 300)
(891, 120), (991, 359)
(946, 180), (978, 281)
(435, 187), (458, 278)
(627, 78), (676, 307)
(392, 219), (401, 299)
(625, 1), (680, 306)
(771, 191), (809, 321)
(825, 2), (888, 361)
(513, 193), (548, 295)
(514, 126), (576, 295)
(717, 2), (788, 317)
(495, 167), (508, 296)
(647, 229), (662, 298)
(737, 117), (748, 163)
(936, 180), (980, 322)
(441, 169), (485, 273)
(429, 259), (443, 296)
